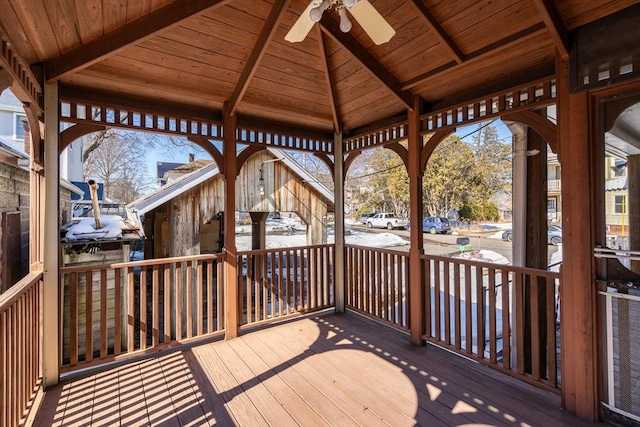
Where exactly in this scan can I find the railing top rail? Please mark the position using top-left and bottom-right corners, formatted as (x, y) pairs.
(420, 253), (560, 279)
(594, 247), (640, 260)
(599, 290), (640, 302)
(344, 244), (409, 257)
(0, 271), (43, 312)
(59, 252), (225, 274)
(238, 244), (334, 256)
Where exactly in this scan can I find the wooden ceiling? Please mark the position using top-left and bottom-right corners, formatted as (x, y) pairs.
(1, 0), (638, 136)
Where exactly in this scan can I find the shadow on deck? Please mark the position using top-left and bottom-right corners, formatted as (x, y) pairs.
(36, 312), (584, 426)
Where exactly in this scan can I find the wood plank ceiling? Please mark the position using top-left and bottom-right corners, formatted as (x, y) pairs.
(1, 0), (638, 135)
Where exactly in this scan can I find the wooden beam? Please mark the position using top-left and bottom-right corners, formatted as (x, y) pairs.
(313, 152), (335, 179)
(0, 68), (12, 92)
(421, 129), (451, 171)
(531, 0), (569, 61)
(403, 23), (547, 91)
(317, 28), (340, 134)
(407, 95), (425, 345)
(43, 81), (60, 387)
(60, 86), (223, 123)
(229, 0), (290, 116)
(333, 131), (345, 312)
(187, 136), (225, 174)
(384, 142), (408, 171)
(409, 0), (464, 64)
(59, 123), (107, 152)
(556, 54), (598, 422)
(320, 16), (413, 110)
(222, 101), (239, 339)
(45, 0), (231, 82)
(502, 110), (558, 155)
(0, 31), (42, 111)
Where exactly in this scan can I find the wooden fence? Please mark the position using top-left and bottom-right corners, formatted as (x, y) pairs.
(59, 253), (225, 371)
(238, 244), (335, 328)
(0, 272), (43, 427)
(345, 245), (409, 330)
(422, 254), (560, 391)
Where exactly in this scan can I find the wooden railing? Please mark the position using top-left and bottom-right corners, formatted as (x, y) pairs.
(421, 255), (560, 391)
(1, 271), (43, 427)
(59, 253), (224, 371)
(238, 245), (335, 327)
(345, 245), (409, 331)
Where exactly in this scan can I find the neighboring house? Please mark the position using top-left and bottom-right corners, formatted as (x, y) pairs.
(547, 152), (562, 224)
(0, 137), (83, 292)
(157, 161), (184, 186)
(0, 89), (84, 292)
(604, 156), (629, 238)
(130, 148), (335, 259)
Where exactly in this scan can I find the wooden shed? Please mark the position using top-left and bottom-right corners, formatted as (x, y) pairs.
(130, 147), (335, 258)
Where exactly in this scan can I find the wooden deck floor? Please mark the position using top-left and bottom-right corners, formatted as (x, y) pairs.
(36, 312), (586, 426)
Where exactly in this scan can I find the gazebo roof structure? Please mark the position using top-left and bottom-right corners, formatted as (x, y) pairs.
(0, 0), (634, 144)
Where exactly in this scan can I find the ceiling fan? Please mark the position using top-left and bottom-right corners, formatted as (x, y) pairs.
(285, 0), (396, 45)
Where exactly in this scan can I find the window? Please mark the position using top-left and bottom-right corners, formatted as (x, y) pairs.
(14, 114), (26, 140)
(547, 198), (557, 212)
(615, 195), (626, 214)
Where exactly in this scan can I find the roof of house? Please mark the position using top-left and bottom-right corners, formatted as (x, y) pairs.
(156, 161), (183, 180)
(129, 147), (335, 215)
(0, 137), (28, 159)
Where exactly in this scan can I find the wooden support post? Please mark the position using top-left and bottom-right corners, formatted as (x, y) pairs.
(249, 212), (268, 250)
(557, 55), (598, 422)
(43, 81), (60, 387)
(628, 155), (640, 273)
(223, 102), (239, 339)
(408, 96), (425, 345)
(334, 131), (345, 313)
(525, 125), (548, 374)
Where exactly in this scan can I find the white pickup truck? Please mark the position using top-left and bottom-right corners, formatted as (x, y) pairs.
(366, 213), (409, 230)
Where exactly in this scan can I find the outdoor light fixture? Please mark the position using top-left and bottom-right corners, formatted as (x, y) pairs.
(258, 166), (265, 196)
(257, 158), (282, 196)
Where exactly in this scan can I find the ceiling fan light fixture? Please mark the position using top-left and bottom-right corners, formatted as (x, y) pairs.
(342, 0), (357, 8)
(338, 7), (352, 32)
(309, 0), (330, 22)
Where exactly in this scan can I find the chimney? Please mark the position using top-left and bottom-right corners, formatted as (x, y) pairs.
(188, 153), (195, 162)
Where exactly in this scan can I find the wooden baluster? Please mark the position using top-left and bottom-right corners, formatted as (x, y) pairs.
(464, 264), (472, 354)
(444, 260), (451, 345)
(114, 268), (122, 355)
(186, 261), (193, 339)
(100, 270), (107, 358)
(153, 264), (160, 347)
(488, 268), (497, 364)
(128, 268), (135, 352)
(70, 272), (78, 366)
(547, 275), (558, 387)
(501, 269), (511, 370)
(515, 272), (525, 374)
(476, 265), (484, 359)
(85, 271), (93, 363)
(454, 262), (461, 350)
(175, 262), (183, 341)
(140, 266), (147, 348)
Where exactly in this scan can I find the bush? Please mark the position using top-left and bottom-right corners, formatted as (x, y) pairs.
(459, 200), (499, 222)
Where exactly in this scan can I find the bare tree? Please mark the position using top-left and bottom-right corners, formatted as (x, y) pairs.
(83, 132), (152, 204)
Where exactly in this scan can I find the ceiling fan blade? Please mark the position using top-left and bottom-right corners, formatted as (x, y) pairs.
(285, 1), (317, 43)
(348, 0), (396, 45)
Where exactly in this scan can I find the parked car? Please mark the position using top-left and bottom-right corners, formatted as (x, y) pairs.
(406, 216), (451, 234)
(501, 224), (563, 245)
(359, 212), (377, 224)
(366, 213), (409, 229)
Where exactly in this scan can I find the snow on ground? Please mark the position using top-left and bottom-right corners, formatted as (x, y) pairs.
(236, 230), (408, 252)
(454, 249), (510, 265)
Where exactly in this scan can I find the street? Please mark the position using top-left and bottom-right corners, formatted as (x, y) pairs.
(347, 223), (560, 265)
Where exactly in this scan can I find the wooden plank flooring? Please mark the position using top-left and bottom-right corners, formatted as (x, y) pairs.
(36, 312), (587, 426)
